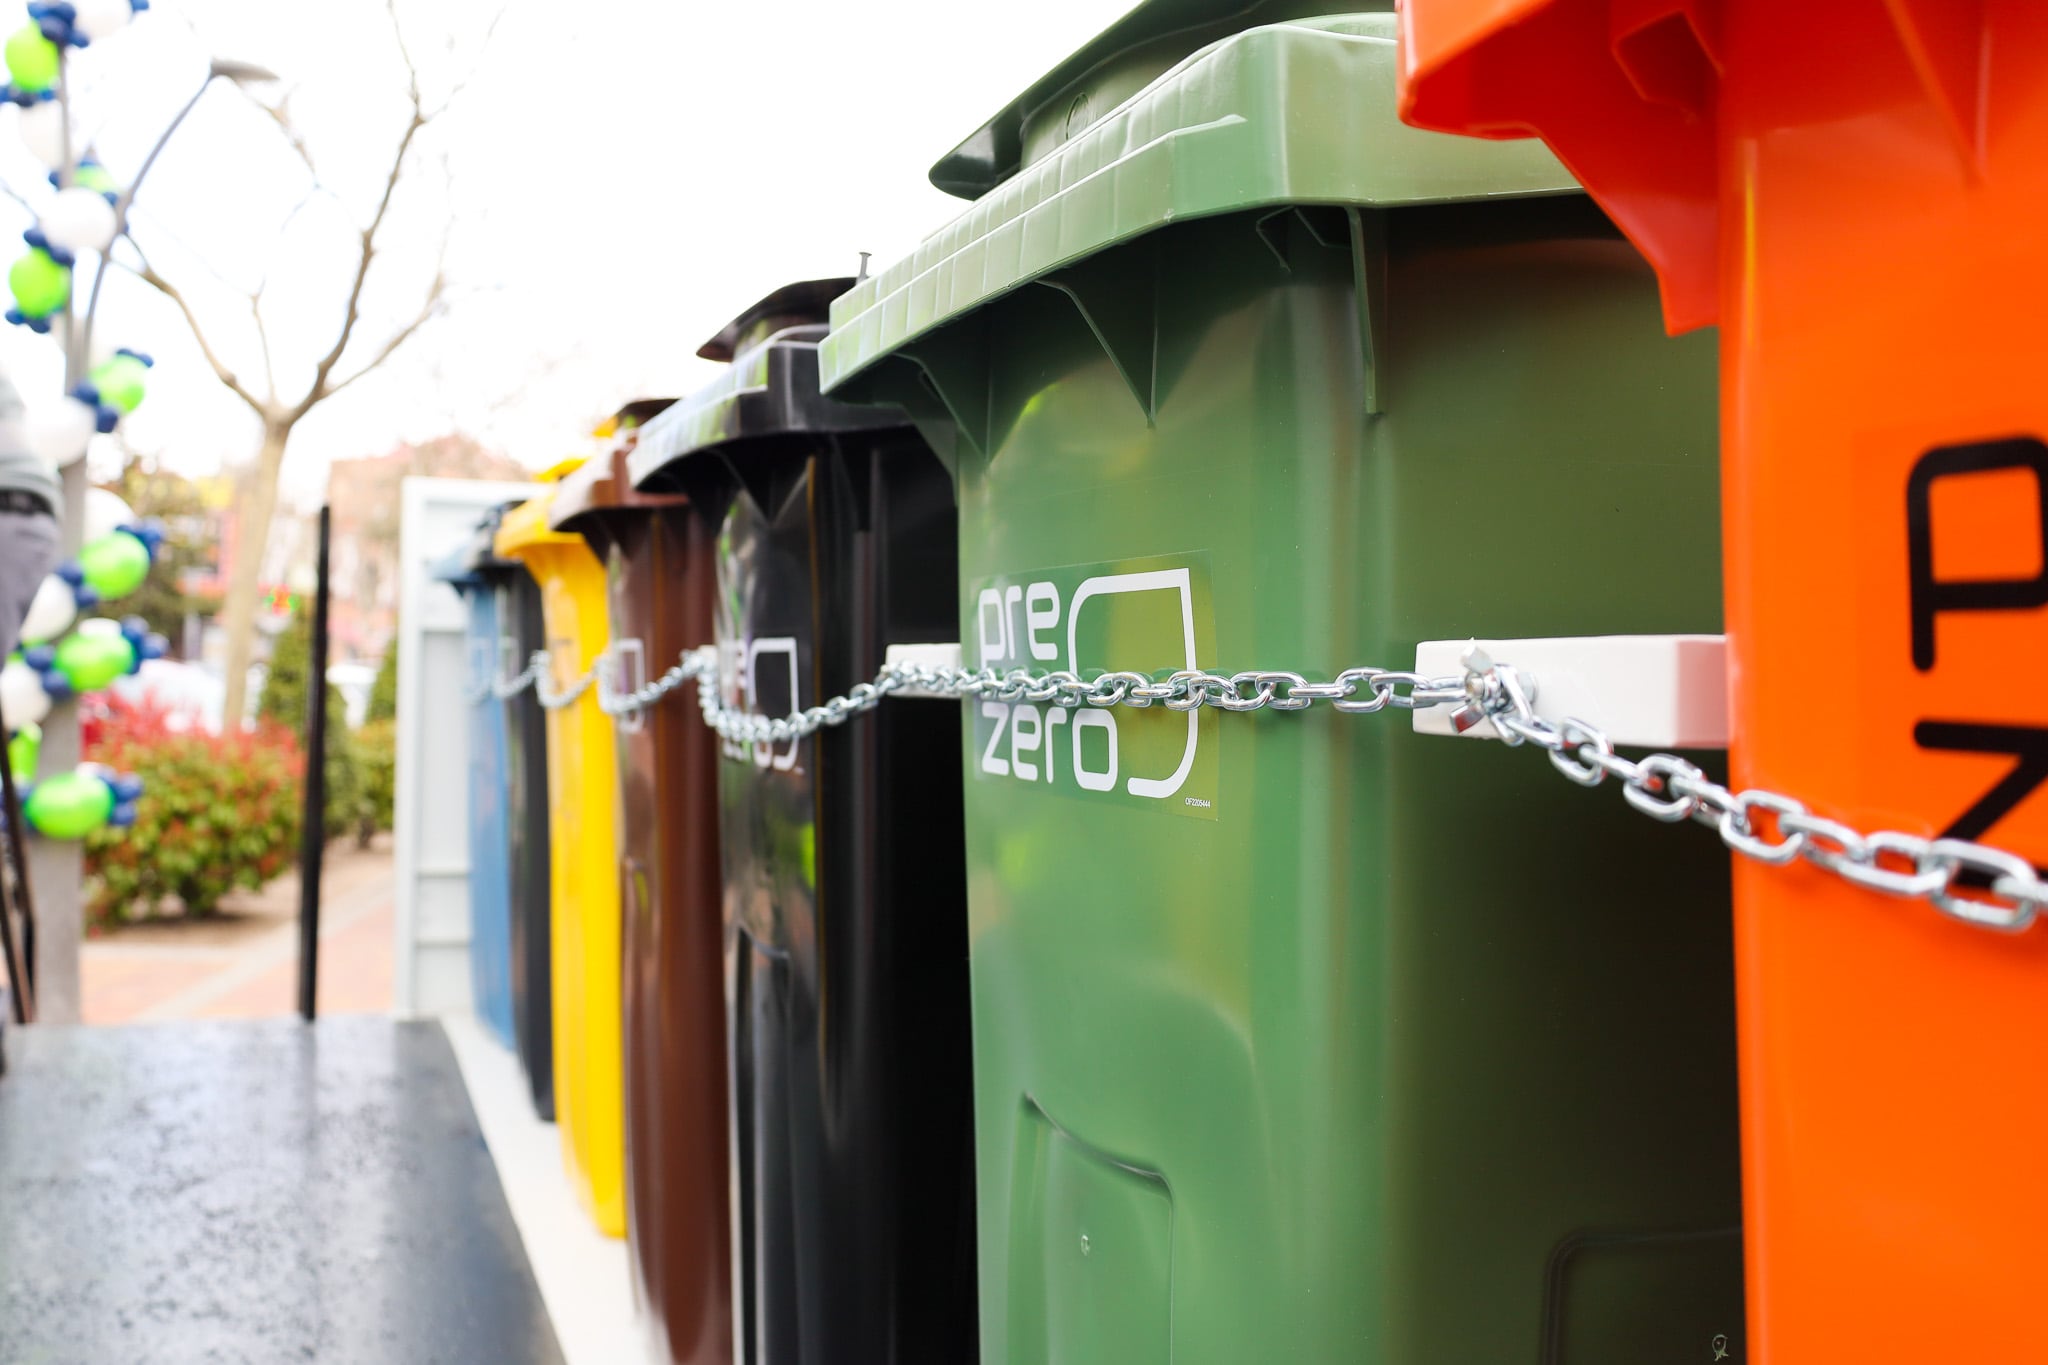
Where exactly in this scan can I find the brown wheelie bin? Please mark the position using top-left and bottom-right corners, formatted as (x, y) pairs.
(549, 403), (732, 1365)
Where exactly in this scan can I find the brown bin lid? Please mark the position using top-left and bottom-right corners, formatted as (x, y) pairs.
(549, 400), (691, 534)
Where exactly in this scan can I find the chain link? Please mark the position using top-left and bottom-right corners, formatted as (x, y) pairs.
(534, 651), (600, 712)
(598, 647), (712, 718)
(490, 655), (543, 701)
(1456, 652), (2048, 935)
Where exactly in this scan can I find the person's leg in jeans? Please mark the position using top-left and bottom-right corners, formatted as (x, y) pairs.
(0, 362), (62, 1044)
(0, 506), (60, 659)
(0, 506), (58, 1039)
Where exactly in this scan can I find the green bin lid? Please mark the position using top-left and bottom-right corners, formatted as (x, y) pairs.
(933, 0), (1381, 200)
(822, 10), (1576, 395)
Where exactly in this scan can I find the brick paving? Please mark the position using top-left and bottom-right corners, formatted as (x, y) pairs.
(81, 838), (395, 1026)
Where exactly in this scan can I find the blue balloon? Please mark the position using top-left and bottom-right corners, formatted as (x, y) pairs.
(109, 801), (137, 828)
(112, 774), (145, 803)
(22, 644), (53, 671)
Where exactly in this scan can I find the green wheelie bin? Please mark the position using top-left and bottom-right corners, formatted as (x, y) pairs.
(820, 4), (1744, 1362)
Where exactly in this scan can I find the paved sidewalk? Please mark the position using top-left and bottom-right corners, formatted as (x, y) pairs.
(0, 1017), (562, 1364)
(81, 839), (395, 1025)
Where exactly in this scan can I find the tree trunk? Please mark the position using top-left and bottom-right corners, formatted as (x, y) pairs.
(218, 423), (291, 730)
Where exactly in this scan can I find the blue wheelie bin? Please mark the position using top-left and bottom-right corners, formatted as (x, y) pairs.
(433, 512), (517, 1047)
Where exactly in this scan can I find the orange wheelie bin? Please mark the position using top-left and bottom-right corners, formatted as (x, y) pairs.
(1401, 5), (2048, 1360)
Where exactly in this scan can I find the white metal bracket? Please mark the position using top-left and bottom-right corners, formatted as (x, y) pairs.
(885, 642), (964, 699)
(1410, 634), (1728, 749)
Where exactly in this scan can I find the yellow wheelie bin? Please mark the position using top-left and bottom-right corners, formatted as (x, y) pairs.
(496, 465), (627, 1238)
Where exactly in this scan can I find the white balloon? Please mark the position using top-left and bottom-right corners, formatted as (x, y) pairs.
(73, 0), (132, 42)
(40, 186), (118, 257)
(83, 487), (135, 543)
(27, 398), (97, 468)
(14, 102), (67, 168)
(75, 617), (121, 639)
(19, 576), (75, 647)
(1, 661), (52, 729)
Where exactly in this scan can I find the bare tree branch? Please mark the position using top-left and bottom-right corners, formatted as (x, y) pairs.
(295, 108), (425, 416)
(426, 5), (509, 118)
(125, 204), (260, 304)
(318, 270), (445, 402)
(242, 86), (319, 181)
(386, 0), (422, 106)
(251, 293), (277, 405)
(289, 0), (443, 418)
(110, 241), (269, 419)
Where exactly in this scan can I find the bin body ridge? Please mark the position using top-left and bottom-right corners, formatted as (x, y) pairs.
(1398, 4), (2048, 1358)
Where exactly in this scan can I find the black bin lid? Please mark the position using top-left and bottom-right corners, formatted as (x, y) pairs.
(626, 277), (909, 491)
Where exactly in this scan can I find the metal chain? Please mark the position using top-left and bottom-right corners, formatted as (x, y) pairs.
(552, 631), (2045, 937)
(535, 651), (600, 712)
(489, 631), (2012, 928)
(598, 647), (713, 718)
(490, 654), (543, 701)
(1454, 648), (2048, 935)
(689, 657), (1470, 747)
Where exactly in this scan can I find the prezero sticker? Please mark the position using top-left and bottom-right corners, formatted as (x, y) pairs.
(716, 635), (802, 774)
(968, 553), (1218, 819)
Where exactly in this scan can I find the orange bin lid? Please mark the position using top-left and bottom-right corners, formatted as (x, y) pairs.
(1395, 0), (1735, 333)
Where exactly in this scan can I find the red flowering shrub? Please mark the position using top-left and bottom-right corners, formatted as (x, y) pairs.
(83, 695), (303, 927)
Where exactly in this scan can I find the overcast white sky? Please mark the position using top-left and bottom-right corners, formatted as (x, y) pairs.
(0, 0), (1136, 508)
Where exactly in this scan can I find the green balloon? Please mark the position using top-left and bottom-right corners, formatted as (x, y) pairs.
(7, 722), (39, 783)
(53, 630), (133, 693)
(91, 355), (149, 414)
(25, 772), (112, 840)
(8, 248), (69, 319)
(4, 25), (58, 95)
(72, 162), (116, 197)
(79, 530), (150, 601)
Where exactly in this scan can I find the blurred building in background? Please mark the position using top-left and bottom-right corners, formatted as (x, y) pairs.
(325, 436), (529, 663)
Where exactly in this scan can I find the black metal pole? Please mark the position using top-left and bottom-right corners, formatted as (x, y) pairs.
(296, 506), (332, 1023)
(0, 690), (35, 1025)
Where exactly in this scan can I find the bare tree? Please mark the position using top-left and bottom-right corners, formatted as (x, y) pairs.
(114, 1), (483, 726)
